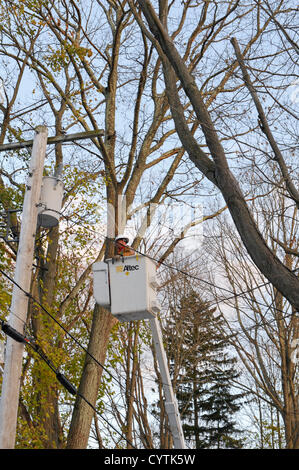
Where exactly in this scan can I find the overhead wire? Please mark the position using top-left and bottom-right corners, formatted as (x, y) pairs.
(0, 267), (180, 447)
(0, 268), (121, 385)
(0, 259), (297, 447)
(0, 314), (137, 449)
(60, 211), (299, 314)
(1, 211), (298, 447)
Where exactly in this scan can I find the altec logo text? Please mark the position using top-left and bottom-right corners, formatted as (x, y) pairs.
(116, 265), (140, 273)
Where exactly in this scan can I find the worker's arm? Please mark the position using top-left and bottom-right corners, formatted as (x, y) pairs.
(123, 246), (135, 256)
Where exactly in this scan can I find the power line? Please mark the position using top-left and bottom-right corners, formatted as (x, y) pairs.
(0, 264), (297, 449)
(0, 267), (179, 445)
(0, 316), (137, 449)
(0, 268), (116, 381)
(60, 212), (299, 314)
(116, 242), (299, 314)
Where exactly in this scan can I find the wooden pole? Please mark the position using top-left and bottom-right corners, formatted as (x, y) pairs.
(0, 125), (48, 449)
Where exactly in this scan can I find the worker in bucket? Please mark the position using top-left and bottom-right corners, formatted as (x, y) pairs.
(114, 234), (135, 258)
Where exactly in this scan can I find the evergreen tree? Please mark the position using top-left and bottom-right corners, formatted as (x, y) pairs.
(166, 289), (246, 449)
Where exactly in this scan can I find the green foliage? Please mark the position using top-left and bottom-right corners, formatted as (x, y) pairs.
(44, 42), (92, 74)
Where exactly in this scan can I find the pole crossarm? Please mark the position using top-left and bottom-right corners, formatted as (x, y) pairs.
(0, 129), (105, 152)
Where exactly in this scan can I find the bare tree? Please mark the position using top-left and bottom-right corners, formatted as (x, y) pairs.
(204, 187), (298, 448)
(133, 0), (299, 312)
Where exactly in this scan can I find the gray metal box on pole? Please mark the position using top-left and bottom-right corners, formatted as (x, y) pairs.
(37, 175), (64, 228)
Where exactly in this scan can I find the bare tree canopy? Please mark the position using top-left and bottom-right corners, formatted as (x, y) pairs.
(0, 0), (298, 450)
(133, 0), (299, 312)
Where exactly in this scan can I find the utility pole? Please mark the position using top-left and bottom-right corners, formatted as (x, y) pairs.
(0, 127), (104, 448)
(0, 125), (48, 449)
(0, 127), (105, 449)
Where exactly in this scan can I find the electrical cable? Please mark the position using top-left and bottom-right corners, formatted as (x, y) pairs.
(0, 268), (179, 445)
(0, 267), (122, 385)
(1, 265), (298, 448)
(1, 264), (297, 448)
(0, 315), (137, 449)
(61, 212), (299, 314)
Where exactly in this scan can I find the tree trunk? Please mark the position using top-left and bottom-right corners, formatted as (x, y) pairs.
(66, 305), (117, 448)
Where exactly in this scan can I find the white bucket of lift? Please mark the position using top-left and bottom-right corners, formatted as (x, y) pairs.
(107, 254), (160, 322)
(92, 255), (161, 321)
(37, 176), (64, 228)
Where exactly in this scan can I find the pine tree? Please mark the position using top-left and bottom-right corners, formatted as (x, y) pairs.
(167, 289), (246, 449)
